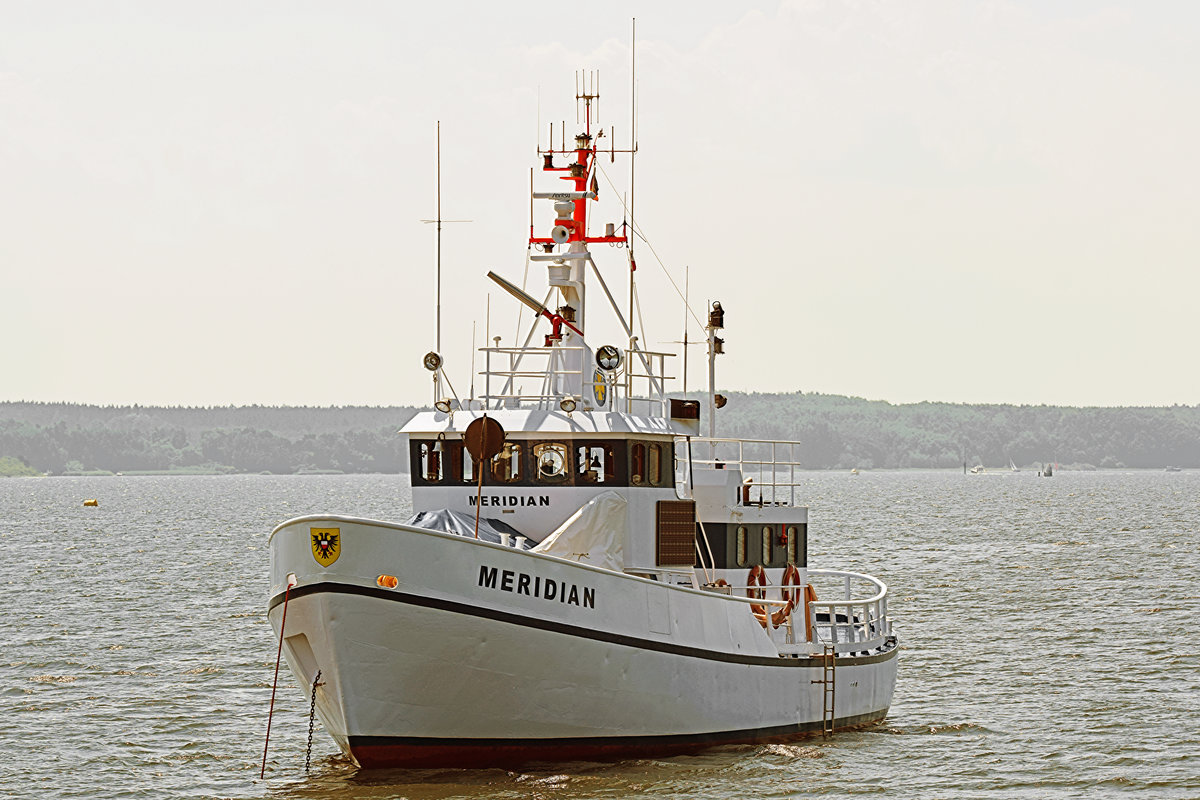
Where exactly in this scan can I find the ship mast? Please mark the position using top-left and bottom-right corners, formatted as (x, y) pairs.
(514, 71), (672, 412)
(629, 18), (638, 349)
(529, 73), (631, 331)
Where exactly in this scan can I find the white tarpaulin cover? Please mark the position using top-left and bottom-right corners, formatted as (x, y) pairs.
(531, 490), (626, 571)
(406, 509), (532, 547)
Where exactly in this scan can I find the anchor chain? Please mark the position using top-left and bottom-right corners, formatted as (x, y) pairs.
(306, 670), (322, 773)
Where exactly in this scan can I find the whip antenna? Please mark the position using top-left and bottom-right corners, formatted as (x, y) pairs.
(420, 122), (472, 404)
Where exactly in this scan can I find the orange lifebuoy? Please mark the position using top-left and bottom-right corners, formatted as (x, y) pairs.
(746, 565), (767, 623)
(771, 563), (803, 628)
(801, 583), (818, 642)
(779, 564), (802, 607)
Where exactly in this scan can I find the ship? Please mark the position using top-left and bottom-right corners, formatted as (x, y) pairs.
(266, 75), (898, 769)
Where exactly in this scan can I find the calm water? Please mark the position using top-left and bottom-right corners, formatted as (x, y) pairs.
(3, 471), (1197, 799)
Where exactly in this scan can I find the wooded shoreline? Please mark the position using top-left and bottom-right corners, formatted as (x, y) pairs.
(2, 394), (1198, 475)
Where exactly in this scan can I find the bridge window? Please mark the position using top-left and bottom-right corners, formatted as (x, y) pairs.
(419, 441), (444, 482)
(491, 442), (523, 483)
(762, 526), (773, 564)
(786, 526), (798, 564)
(459, 443), (474, 483)
(631, 440), (665, 486)
(533, 442), (569, 483)
(577, 443), (615, 483)
(413, 437), (642, 487)
(736, 526), (747, 566)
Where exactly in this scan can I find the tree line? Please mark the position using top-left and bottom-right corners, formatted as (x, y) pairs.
(1, 395), (1198, 475)
(714, 392), (1200, 469)
(0, 403), (419, 475)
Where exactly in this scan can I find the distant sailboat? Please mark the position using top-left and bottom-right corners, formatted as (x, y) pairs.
(1009, 459), (1020, 473)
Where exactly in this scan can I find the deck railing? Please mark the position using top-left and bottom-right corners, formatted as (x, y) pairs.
(480, 345), (585, 409)
(805, 568), (891, 654)
(715, 568), (891, 655)
(621, 348), (674, 413)
(477, 344), (674, 413)
(678, 437), (807, 506)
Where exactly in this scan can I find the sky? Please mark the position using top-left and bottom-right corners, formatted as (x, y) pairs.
(3, 0), (1198, 409)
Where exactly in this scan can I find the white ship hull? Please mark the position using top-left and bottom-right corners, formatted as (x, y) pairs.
(269, 515), (898, 768)
(265, 74), (900, 770)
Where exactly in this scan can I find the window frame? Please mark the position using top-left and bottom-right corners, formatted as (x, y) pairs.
(532, 442), (570, 484)
(490, 441), (524, 483)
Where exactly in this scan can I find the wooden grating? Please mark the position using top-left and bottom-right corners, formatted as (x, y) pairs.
(655, 500), (697, 566)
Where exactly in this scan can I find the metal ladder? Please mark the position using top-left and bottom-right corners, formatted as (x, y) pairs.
(813, 644), (836, 737)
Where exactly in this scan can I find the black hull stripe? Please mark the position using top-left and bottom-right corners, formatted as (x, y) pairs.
(270, 581), (898, 668)
(347, 711), (889, 769)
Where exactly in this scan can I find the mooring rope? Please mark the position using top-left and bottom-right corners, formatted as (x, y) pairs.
(260, 577), (295, 779)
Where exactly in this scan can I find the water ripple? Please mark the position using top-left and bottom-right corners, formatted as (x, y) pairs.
(2, 471), (1197, 799)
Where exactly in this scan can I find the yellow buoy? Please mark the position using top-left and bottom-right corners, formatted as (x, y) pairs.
(83, 499), (99, 507)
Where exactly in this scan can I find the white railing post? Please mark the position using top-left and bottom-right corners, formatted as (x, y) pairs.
(483, 347), (491, 406)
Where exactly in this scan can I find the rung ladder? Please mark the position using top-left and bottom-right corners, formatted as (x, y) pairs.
(819, 644), (836, 737)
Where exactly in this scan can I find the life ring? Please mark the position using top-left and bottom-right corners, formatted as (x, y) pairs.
(779, 563), (802, 607)
(746, 565), (767, 622)
(771, 563), (803, 628)
(801, 583), (818, 642)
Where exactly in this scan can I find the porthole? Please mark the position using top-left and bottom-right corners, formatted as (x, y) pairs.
(630, 442), (646, 485)
(648, 443), (662, 486)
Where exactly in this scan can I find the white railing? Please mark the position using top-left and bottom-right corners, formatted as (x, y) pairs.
(478, 344), (675, 413)
(713, 568), (891, 656)
(480, 346), (585, 409)
(678, 437), (807, 506)
(622, 348), (674, 412)
(806, 568), (891, 655)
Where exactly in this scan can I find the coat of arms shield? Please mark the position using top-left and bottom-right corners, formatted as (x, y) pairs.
(311, 527), (341, 566)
